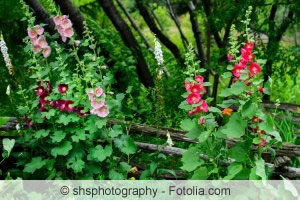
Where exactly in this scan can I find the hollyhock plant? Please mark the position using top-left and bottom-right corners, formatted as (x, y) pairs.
(195, 75), (204, 84)
(87, 87), (110, 118)
(42, 46), (51, 58)
(36, 86), (46, 96)
(58, 84), (69, 94)
(232, 64), (244, 78)
(243, 42), (254, 52)
(53, 15), (75, 42)
(184, 82), (191, 91)
(37, 36), (48, 48)
(190, 84), (202, 94)
(249, 62), (261, 76)
(91, 99), (105, 109)
(91, 106), (109, 118)
(196, 100), (209, 113)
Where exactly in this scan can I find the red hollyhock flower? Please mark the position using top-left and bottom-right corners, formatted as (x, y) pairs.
(186, 93), (201, 105)
(188, 109), (196, 116)
(246, 81), (251, 86)
(75, 106), (85, 117)
(58, 84), (69, 94)
(249, 62), (261, 76)
(51, 100), (60, 108)
(45, 81), (52, 92)
(195, 75), (204, 84)
(241, 50), (255, 62)
(39, 103), (48, 112)
(184, 82), (191, 91)
(260, 130), (265, 134)
(253, 127), (258, 133)
(195, 100), (209, 113)
(259, 138), (266, 147)
(239, 59), (248, 68)
(246, 91), (252, 95)
(39, 95), (50, 105)
(199, 117), (205, 125)
(58, 100), (67, 111)
(36, 86), (46, 96)
(24, 116), (33, 128)
(232, 64), (244, 78)
(190, 84), (202, 94)
(259, 86), (264, 93)
(65, 100), (75, 112)
(243, 42), (254, 52)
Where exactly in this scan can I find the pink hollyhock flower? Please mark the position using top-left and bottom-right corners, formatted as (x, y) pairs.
(199, 117), (205, 125)
(33, 45), (41, 53)
(31, 37), (39, 45)
(196, 100), (209, 113)
(34, 25), (44, 35)
(27, 28), (37, 39)
(232, 64), (244, 78)
(243, 42), (254, 52)
(53, 16), (63, 25)
(95, 87), (103, 97)
(188, 109), (196, 116)
(37, 36), (48, 48)
(36, 86), (46, 96)
(91, 106), (109, 118)
(259, 86), (264, 93)
(75, 40), (81, 46)
(195, 75), (204, 83)
(61, 35), (67, 43)
(42, 46), (51, 58)
(186, 93), (201, 105)
(227, 53), (234, 62)
(61, 19), (72, 29)
(58, 84), (69, 94)
(190, 84), (202, 94)
(57, 25), (64, 35)
(91, 99), (105, 109)
(249, 62), (261, 76)
(184, 82), (191, 91)
(63, 27), (74, 38)
(87, 90), (94, 100)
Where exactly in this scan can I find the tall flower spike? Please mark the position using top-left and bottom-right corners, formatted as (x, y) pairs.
(0, 33), (14, 75)
(154, 37), (163, 66)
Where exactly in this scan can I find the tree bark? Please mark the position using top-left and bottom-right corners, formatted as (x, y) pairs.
(116, 0), (152, 50)
(165, 0), (189, 49)
(24, 0), (55, 33)
(136, 0), (185, 67)
(98, 0), (154, 88)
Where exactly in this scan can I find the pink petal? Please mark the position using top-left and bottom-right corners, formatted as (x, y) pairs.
(34, 25), (44, 35)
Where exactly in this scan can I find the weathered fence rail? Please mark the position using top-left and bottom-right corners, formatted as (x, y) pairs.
(1, 116), (300, 178)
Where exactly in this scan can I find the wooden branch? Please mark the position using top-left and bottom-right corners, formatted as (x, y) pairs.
(150, 8), (164, 32)
(98, 0), (154, 88)
(135, 142), (300, 178)
(136, 0), (185, 66)
(116, 0), (152, 50)
(262, 102), (300, 114)
(165, 0), (189, 49)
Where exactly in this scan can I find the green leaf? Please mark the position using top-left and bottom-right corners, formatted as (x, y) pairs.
(42, 109), (56, 120)
(51, 131), (66, 143)
(114, 135), (136, 155)
(17, 106), (29, 115)
(208, 107), (222, 115)
(224, 162), (243, 180)
(249, 167), (260, 180)
(231, 81), (246, 95)
(219, 88), (232, 97)
(0, 117), (9, 127)
(252, 137), (261, 144)
(67, 157), (85, 173)
(259, 114), (275, 134)
(178, 101), (193, 111)
(181, 146), (203, 172)
(3, 138), (15, 156)
(71, 129), (86, 142)
(95, 118), (107, 129)
(186, 125), (203, 139)
(269, 131), (282, 142)
(56, 114), (71, 126)
(191, 167), (208, 180)
(109, 169), (125, 180)
(110, 125), (123, 137)
(51, 141), (72, 157)
(255, 159), (266, 180)
(24, 157), (46, 174)
(228, 141), (251, 162)
(217, 99), (238, 108)
(180, 118), (194, 131)
(221, 113), (247, 138)
(35, 129), (50, 139)
(198, 131), (210, 143)
(241, 99), (257, 119)
(222, 72), (232, 79)
(203, 82), (212, 86)
(87, 145), (112, 162)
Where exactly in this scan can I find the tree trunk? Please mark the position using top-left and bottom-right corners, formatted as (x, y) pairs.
(24, 0), (55, 33)
(136, 0), (185, 67)
(98, 0), (154, 88)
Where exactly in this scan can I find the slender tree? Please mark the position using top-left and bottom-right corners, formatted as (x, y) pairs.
(98, 0), (154, 88)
